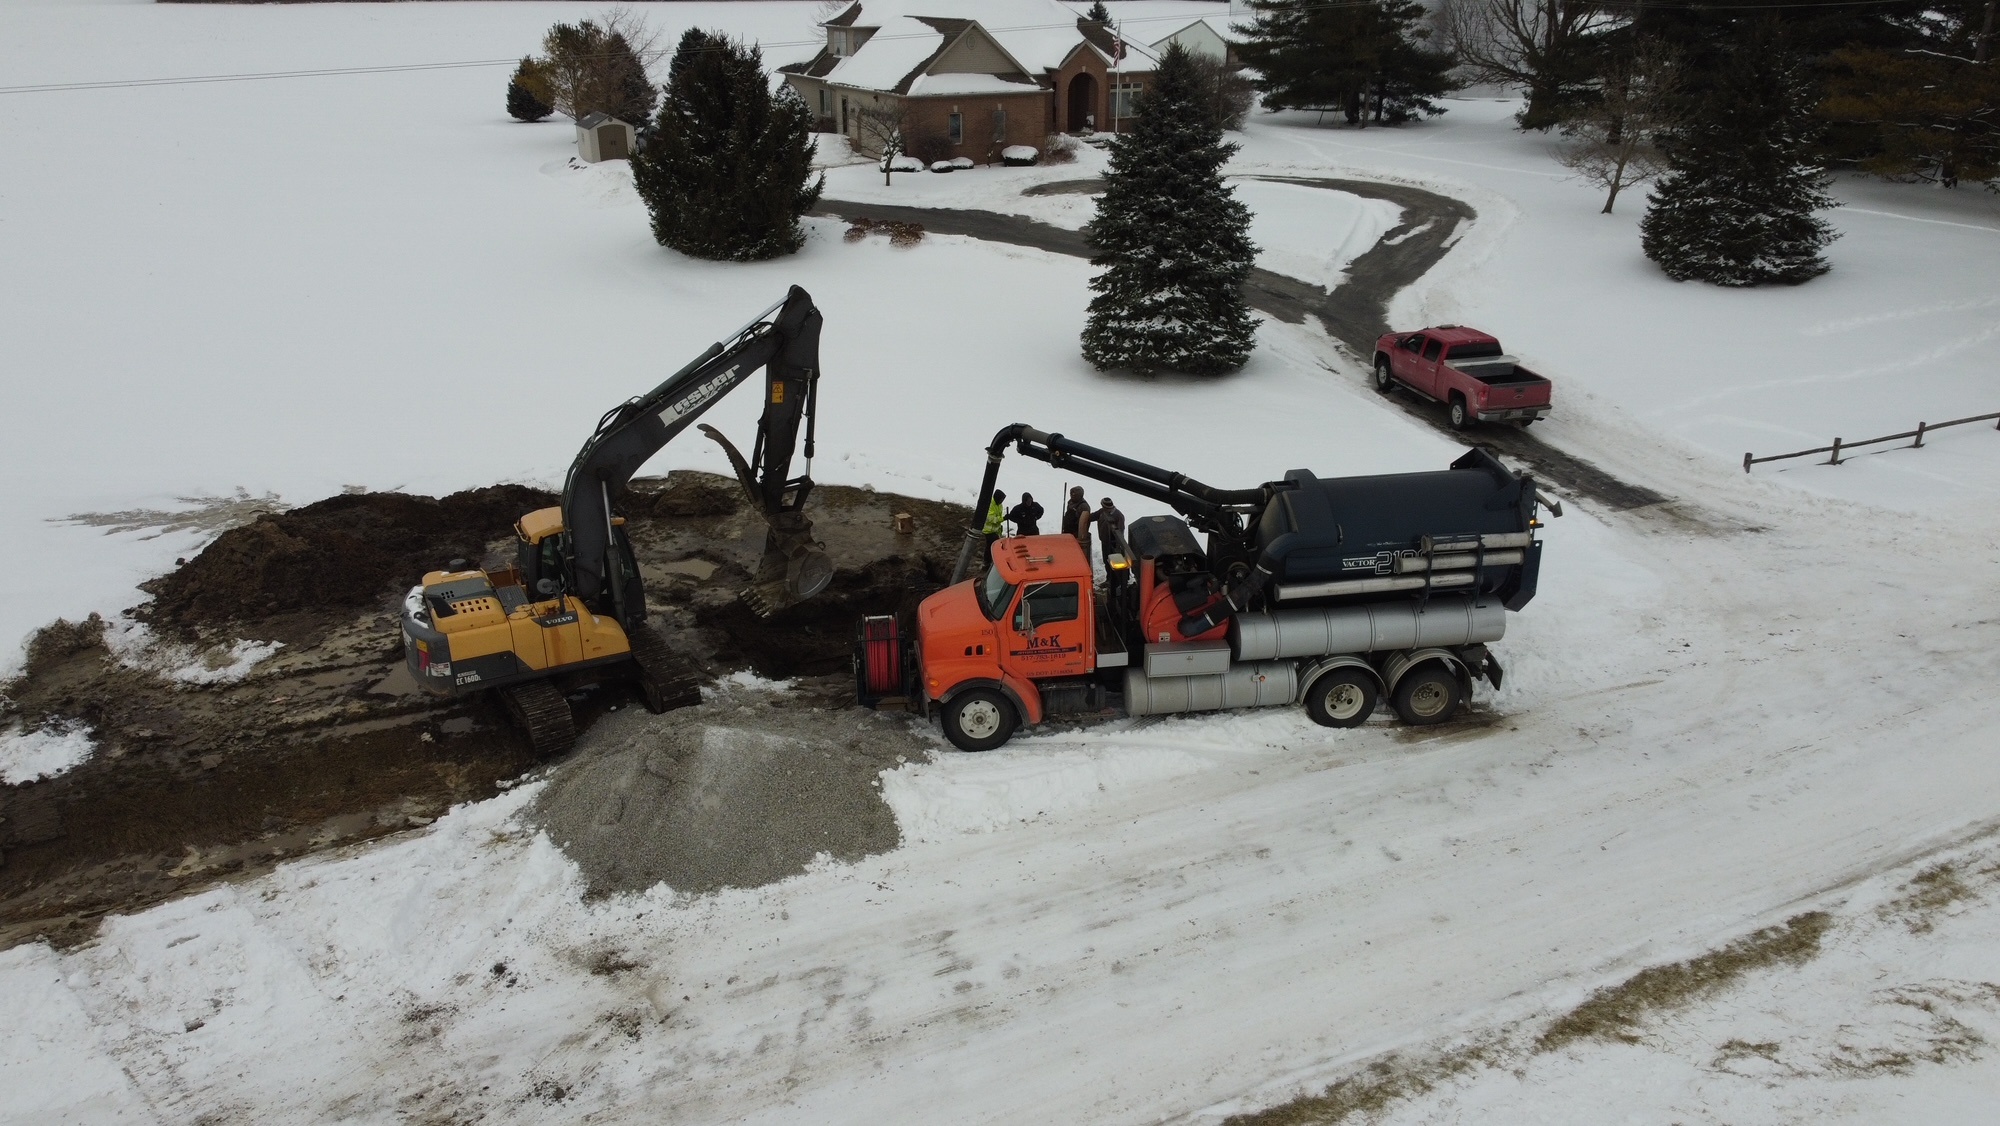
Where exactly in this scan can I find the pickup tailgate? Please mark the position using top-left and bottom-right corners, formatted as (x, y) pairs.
(1453, 356), (1551, 411)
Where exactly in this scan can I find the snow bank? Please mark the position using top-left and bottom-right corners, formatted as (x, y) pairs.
(1238, 178), (1405, 291)
(879, 736), (1212, 843)
(103, 620), (281, 686)
(0, 721), (95, 786)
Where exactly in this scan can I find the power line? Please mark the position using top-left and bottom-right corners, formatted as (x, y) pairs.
(0, 0), (1949, 97)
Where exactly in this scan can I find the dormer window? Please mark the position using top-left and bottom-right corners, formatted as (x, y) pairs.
(827, 26), (875, 57)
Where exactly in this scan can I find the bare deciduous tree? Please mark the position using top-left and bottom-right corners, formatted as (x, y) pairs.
(1187, 53), (1257, 131)
(1555, 41), (1683, 214)
(854, 105), (907, 184)
(1435, 0), (1614, 130)
(537, 6), (666, 123)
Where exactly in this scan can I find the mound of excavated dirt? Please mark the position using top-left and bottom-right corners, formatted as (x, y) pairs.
(141, 485), (554, 628)
(530, 684), (929, 897)
(695, 555), (954, 678)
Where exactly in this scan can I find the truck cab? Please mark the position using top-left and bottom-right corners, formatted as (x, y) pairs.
(914, 535), (1125, 749)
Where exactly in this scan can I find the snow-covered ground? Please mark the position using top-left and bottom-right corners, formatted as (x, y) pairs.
(3, 2), (2000, 1124)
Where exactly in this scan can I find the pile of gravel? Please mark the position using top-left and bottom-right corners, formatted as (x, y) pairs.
(530, 684), (931, 896)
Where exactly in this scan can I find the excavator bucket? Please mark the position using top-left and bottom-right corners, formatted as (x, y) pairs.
(700, 423), (833, 618)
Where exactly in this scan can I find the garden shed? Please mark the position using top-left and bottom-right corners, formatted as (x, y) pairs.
(576, 113), (636, 162)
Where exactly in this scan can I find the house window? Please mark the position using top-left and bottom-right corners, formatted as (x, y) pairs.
(828, 28), (849, 57)
(992, 106), (1007, 142)
(948, 112), (963, 145)
(819, 88), (830, 115)
(1110, 82), (1142, 121)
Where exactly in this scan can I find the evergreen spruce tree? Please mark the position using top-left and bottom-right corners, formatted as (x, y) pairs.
(631, 29), (824, 261)
(506, 57), (553, 122)
(1081, 44), (1258, 375)
(1640, 29), (1837, 286)
(1085, 1), (1112, 23)
(1239, 0), (1458, 126)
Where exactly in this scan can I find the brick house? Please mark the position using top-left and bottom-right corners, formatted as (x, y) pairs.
(779, 0), (1159, 163)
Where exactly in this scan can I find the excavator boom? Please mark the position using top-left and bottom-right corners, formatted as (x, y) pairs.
(562, 286), (829, 623)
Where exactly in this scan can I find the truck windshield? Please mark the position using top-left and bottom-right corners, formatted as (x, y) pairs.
(1447, 342), (1503, 361)
(977, 565), (1016, 621)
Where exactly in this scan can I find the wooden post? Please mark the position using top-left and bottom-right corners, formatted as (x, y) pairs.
(1913, 421), (1927, 448)
(1743, 452), (1753, 473)
(1828, 437), (1843, 465)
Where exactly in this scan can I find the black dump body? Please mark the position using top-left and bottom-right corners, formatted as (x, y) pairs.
(1252, 448), (1541, 610)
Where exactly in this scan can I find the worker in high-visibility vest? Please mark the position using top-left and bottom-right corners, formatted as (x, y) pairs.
(982, 489), (1008, 556)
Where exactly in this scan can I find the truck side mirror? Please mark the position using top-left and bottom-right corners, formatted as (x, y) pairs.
(1016, 599), (1036, 634)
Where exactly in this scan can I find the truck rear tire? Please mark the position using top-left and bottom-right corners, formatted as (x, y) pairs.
(1304, 669), (1377, 728)
(1448, 396), (1470, 430)
(943, 688), (1016, 752)
(1393, 665), (1463, 726)
(1373, 358), (1394, 394)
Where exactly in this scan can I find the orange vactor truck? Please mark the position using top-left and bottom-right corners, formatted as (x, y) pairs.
(855, 425), (1557, 751)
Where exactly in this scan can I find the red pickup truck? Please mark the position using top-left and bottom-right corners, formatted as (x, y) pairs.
(1373, 326), (1552, 429)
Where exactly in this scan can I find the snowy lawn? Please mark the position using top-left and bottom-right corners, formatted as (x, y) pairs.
(3, 3), (2000, 1125)
(1227, 99), (2000, 512)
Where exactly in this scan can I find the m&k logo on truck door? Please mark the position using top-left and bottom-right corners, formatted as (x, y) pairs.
(1009, 634), (1084, 659)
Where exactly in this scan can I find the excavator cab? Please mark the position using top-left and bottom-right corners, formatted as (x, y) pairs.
(513, 507), (647, 629)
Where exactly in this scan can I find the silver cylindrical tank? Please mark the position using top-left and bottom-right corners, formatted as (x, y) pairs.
(1231, 595), (1506, 662)
(1123, 661), (1298, 717)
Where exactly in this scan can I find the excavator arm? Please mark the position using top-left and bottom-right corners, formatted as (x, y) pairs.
(561, 286), (831, 627)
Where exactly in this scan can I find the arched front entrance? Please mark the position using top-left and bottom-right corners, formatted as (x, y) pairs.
(1066, 72), (1097, 132)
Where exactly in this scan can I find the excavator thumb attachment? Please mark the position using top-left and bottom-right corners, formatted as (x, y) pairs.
(700, 423), (834, 617)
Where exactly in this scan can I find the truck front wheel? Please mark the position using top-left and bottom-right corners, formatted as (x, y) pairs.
(1373, 358), (1395, 394)
(1305, 669), (1378, 728)
(1448, 396), (1471, 430)
(1393, 665), (1463, 725)
(943, 688), (1017, 752)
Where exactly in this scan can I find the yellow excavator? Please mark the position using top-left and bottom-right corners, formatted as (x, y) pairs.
(399, 287), (834, 754)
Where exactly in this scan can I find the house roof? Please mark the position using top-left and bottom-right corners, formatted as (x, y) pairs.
(576, 112), (628, 129)
(782, 0), (1156, 95)
(1150, 15), (1248, 50)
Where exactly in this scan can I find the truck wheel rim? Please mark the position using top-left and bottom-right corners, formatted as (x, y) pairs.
(1327, 683), (1365, 719)
(959, 700), (1003, 739)
(1409, 681), (1449, 717)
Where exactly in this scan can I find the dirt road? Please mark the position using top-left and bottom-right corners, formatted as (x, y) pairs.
(814, 176), (1668, 513)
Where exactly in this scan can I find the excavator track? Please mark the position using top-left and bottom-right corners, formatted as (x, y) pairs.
(502, 679), (576, 758)
(628, 624), (705, 713)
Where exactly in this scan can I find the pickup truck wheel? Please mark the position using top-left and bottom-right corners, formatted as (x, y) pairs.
(1448, 396), (1471, 430)
(1373, 358), (1394, 394)
(1393, 665), (1463, 726)
(943, 688), (1016, 752)
(1304, 669), (1377, 728)
(1518, 418), (1536, 429)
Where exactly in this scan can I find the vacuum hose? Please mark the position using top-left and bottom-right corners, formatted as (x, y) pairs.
(1178, 532), (1296, 637)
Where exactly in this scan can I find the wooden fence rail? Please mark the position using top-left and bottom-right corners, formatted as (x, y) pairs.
(1744, 410), (2000, 472)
